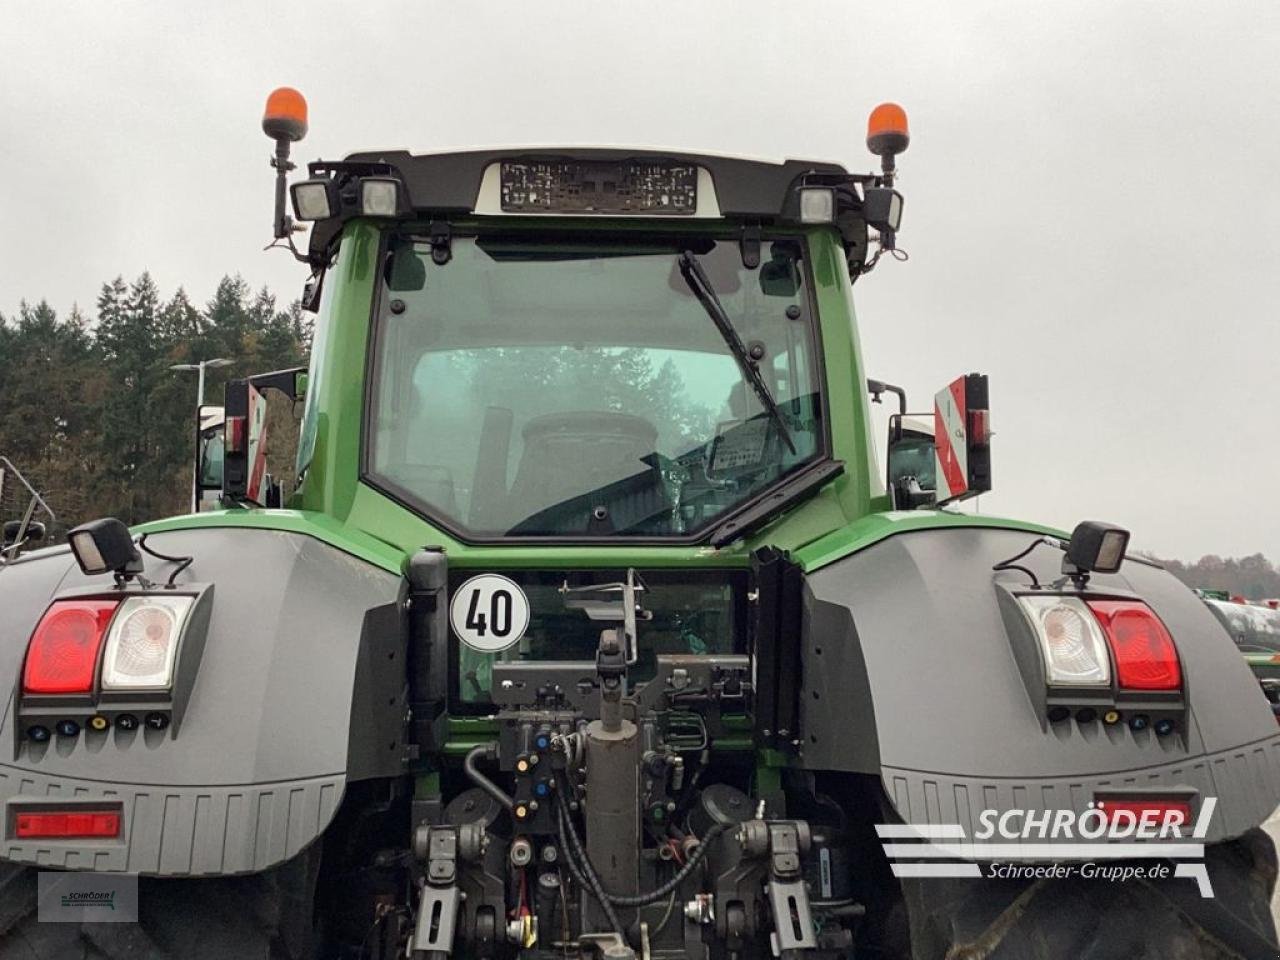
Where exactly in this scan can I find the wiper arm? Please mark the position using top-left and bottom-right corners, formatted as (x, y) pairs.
(678, 251), (796, 454)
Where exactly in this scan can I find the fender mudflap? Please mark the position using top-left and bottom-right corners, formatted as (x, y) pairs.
(798, 525), (1280, 844)
(0, 527), (403, 875)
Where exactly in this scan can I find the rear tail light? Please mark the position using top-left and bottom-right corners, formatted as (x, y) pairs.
(14, 810), (121, 839)
(1087, 600), (1181, 690)
(1097, 798), (1191, 830)
(22, 600), (119, 695)
(1016, 595), (1111, 686)
(100, 595), (195, 691)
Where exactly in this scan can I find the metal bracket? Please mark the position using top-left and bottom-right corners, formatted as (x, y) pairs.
(579, 931), (637, 959)
(409, 825), (469, 957)
(740, 223), (762, 269)
(429, 221), (452, 265)
(745, 821), (818, 954)
(0, 457), (56, 568)
(412, 883), (461, 957)
(560, 568), (649, 665)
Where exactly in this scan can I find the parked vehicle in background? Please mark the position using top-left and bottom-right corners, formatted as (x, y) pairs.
(1199, 590), (1280, 717)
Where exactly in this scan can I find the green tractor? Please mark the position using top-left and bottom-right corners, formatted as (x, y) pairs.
(0, 89), (1277, 959)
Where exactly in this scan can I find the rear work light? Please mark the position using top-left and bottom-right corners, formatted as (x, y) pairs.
(22, 600), (119, 695)
(13, 810), (121, 839)
(1017, 595), (1111, 686)
(100, 595), (195, 691)
(1087, 600), (1182, 690)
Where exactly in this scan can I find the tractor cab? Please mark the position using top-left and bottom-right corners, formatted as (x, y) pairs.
(225, 90), (990, 546)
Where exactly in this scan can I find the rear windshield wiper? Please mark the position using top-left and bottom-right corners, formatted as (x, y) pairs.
(677, 250), (796, 454)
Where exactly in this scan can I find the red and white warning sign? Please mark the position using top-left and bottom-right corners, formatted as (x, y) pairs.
(244, 383), (270, 505)
(933, 374), (991, 504)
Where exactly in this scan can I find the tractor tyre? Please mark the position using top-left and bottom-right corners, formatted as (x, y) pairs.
(897, 827), (1278, 960)
(0, 845), (321, 960)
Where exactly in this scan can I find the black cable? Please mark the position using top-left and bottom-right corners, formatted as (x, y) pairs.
(996, 563), (1040, 584)
(603, 822), (732, 908)
(992, 536), (1060, 588)
(463, 743), (514, 811)
(137, 534), (194, 587)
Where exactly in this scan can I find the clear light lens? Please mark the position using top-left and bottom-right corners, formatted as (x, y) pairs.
(1018, 595), (1112, 686)
(292, 181), (333, 220)
(798, 187), (835, 224)
(1095, 531), (1126, 572)
(360, 178), (399, 217)
(100, 595), (193, 690)
(69, 531), (107, 575)
(886, 192), (903, 231)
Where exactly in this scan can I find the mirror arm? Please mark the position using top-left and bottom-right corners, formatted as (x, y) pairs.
(866, 378), (907, 414)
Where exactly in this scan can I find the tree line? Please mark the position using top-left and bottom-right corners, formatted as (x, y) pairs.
(1158, 553), (1280, 601)
(0, 273), (309, 538)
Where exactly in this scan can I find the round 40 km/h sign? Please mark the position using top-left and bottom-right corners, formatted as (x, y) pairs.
(449, 574), (531, 653)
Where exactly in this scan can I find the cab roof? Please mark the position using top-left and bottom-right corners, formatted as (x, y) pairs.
(303, 147), (856, 266)
(340, 147), (849, 218)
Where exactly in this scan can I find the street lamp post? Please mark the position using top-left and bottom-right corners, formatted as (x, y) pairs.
(170, 357), (234, 407)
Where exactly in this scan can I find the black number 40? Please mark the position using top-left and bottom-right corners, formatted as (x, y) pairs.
(465, 588), (513, 638)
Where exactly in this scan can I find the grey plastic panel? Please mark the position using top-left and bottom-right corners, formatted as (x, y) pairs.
(0, 527), (402, 874)
(883, 736), (1280, 845)
(0, 763), (343, 875)
(0, 528), (401, 785)
(801, 526), (1280, 839)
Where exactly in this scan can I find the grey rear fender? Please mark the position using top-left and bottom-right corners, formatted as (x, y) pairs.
(0, 527), (403, 875)
(800, 526), (1280, 843)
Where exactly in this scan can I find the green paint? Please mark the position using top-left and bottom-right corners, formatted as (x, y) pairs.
(416, 770), (441, 800)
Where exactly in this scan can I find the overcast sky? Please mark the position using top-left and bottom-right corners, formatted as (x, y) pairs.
(2, 1), (1277, 559)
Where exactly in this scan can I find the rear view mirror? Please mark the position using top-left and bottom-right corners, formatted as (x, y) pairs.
(386, 239), (427, 292)
(192, 404), (225, 512)
(886, 419), (936, 510)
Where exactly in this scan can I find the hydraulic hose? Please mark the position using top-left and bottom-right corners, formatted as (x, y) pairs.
(463, 743), (514, 812)
(603, 820), (733, 908)
(557, 801), (628, 939)
(554, 771), (734, 909)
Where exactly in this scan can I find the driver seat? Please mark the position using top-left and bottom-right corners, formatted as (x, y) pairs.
(505, 411), (659, 528)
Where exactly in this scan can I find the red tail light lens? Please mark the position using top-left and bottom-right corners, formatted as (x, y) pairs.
(13, 810), (121, 839)
(1086, 600), (1181, 690)
(22, 600), (119, 695)
(1097, 798), (1191, 829)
